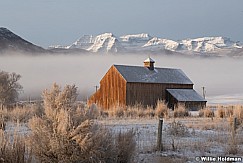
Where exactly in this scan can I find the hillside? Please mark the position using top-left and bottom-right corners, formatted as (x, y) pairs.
(0, 27), (46, 54)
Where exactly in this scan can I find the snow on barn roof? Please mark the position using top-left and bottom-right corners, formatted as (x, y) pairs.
(167, 89), (206, 102)
(114, 65), (193, 84)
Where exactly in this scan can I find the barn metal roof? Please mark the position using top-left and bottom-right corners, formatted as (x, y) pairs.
(166, 89), (206, 102)
(114, 65), (193, 84)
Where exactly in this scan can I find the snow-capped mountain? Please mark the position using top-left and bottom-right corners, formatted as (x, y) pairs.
(69, 35), (95, 50)
(87, 33), (124, 53)
(179, 37), (241, 53)
(143, 36), (242, 53)
(49, 33), (242, 56)
(142, 37), (179, 52)
(119, 33), (152, 52)
(1, 27), (241, 56)
(63, 33), (124, 53)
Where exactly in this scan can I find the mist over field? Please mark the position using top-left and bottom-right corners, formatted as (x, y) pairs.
(0, 53), (243, 104)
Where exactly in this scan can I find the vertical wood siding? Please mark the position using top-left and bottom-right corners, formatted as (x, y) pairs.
(126, 83), (193, 107)
(88, 65), (127, 110)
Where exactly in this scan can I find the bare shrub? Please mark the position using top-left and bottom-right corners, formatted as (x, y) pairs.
(173, 104), (189, 118)
(155, 100), (168, 118)
(28, 83), (136, 162)
(166, 121), (190, 137)
(165, 121), (190, 151)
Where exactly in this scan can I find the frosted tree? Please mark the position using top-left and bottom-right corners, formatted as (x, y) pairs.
(0, 71), (22, 107)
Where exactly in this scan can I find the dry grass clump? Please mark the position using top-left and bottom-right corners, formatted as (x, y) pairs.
(113, 106), (125, 118)
(28, 83), (136, 163)
(124, 106), (139, 118)
(144, 106), (155, 118)
(173, 105), (189, 118)
(10, 104), (43, 123)
(155, 100), (168, 118)
(216, 107), (225, 118)
(166, 121), (190, 137)
(0, 130), (32, 163)
(216, 106), (233, 118)
(0, 117), (5, 130)
(199, 108), (214, 118)
(106, 105), (125, 118)
(115, 130), (136, 163)
(233, 105), (243, 125)
(125, 104), (144, 118)
(91, 101), (169, 119)
(0, 103), (43, 124)
(107, 104), (156, 119)
(216, 105), (243, 125)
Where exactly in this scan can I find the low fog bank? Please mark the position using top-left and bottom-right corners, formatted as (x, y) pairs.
(0, 53), (243, 104)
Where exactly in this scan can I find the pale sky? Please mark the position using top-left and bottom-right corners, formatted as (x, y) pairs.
(1, 0), (243, 48)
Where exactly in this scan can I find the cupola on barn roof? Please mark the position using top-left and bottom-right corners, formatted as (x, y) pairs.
(144, 57), (155, 70)
(144, 57), (155, 63)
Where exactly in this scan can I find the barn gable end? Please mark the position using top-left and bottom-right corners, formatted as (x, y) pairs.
(88, 65), (127, 109)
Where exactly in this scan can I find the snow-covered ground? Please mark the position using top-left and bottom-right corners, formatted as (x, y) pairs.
(98, 117), (243, 162)
(207, 94), (243, 105)
(4, 116), (243, 163)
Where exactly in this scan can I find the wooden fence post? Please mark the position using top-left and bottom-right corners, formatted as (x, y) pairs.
(157, 118), (163, 151)
(233, 117), (237, 134)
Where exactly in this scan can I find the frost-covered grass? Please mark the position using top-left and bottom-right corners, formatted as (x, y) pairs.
(3, 116), (243, 163)
(98, 116), (243, 162)
(2, 103), (243, 162)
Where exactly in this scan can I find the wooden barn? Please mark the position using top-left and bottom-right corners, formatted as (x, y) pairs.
(88, 57), (206, 110)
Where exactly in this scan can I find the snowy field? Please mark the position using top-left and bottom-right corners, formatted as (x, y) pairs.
(4, 113), (243, 163)
(98, 117), (243, 162)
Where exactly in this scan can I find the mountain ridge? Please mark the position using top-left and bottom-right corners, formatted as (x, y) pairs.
(0, 27), (242, 57)
(50, 32), (242, 56)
